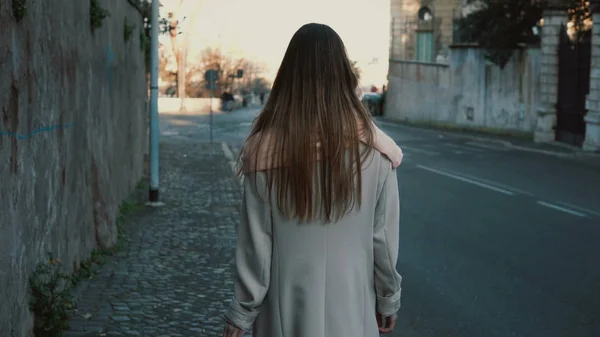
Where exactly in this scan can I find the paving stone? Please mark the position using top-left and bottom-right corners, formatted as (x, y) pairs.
(66, 138), (241, 336)
(110, 316), (131, 322)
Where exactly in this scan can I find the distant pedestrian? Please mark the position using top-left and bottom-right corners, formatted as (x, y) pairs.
(222, 23), (403, 337)
(259, 92), (265, 105)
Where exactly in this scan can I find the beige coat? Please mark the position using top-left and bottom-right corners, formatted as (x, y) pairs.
(225, 148), (402, 337)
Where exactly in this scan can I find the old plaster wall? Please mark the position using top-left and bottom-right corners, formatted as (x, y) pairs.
(0, 1), (147, 336)
(385, 47), (541, 133)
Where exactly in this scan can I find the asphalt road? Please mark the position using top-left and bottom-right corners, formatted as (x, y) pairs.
(377, 121), (600, 337)
(160, 108), (600, 337)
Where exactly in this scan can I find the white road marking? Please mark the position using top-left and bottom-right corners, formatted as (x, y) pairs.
(536, 201), (587, 217)
(401, 145), (440, 156)
(465, 141), (510, 151)
(429, 166), (534, 196)
(555, 202), (600, 217)
(446, 143), (484, 152)
(417, 165), (515, 196)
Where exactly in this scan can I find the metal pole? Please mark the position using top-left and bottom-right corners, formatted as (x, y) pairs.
(148, 0), (160, 203)
(210, 93), (214, 143)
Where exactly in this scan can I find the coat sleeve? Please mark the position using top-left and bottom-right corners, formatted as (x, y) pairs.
(225, 172), (272, 331)
(373, 165), (403, 317)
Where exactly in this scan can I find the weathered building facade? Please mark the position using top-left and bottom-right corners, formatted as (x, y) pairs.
(390, 0), (477, 63)
(387, 0), (600, 151)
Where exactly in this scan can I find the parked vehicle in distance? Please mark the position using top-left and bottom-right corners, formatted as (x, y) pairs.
(362, 92), (382, 116)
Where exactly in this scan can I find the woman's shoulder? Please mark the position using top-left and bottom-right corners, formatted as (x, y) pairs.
(370, 125), (403, 168)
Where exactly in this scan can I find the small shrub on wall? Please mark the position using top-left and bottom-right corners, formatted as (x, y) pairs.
(124, 17), (136, 42)
(90, 0), (110, 32)
(12, 0), (27, 22)
(29, 254), (75, 337)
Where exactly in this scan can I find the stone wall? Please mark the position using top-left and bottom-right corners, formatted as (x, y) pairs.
(159, 98), (223, 114)
(385, 60), (452, 121)
(584, 10), (600, 151)
(385, 47), (541, 133)
(0, 1), (147, 336)
(535, 9), (565, 142)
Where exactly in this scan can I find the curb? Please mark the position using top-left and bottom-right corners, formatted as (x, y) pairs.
(376, 118), (600, 159)
(221, 142), (243, 185)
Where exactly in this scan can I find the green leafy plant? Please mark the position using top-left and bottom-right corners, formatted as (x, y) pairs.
(140, 31), (150, 70)
(28, 181), (147, 337)
(70, 248), (107, 286)
(90, 0), (110, 31)
(124, 17), (136, 42)
(456, 0), (544, 68)
(456, 0), (591, 68)
(569, 0), (592, 42)
(29, 253), (75, 337)
(12, 0), (27, 22)
(138, 0), (172, 73)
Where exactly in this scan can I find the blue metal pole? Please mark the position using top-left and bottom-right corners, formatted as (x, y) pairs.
(148, 0), (160, 202)
(210, 94), (214, 143)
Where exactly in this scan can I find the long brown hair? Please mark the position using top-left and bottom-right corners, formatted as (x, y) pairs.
(243, 23), (374, 222)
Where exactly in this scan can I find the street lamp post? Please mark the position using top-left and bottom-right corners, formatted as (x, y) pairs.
(148, 0), (162, 205)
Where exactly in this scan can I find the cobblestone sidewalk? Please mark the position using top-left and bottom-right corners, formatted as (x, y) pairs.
(65, 137), (242, 337)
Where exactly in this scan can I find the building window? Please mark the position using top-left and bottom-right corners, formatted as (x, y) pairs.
(416, 31), (434, 62)
(418, 6), (433, 22)
(416, 6), (434, 62)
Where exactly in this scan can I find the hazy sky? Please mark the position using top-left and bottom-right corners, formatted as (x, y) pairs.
(162, 0), (391, 86)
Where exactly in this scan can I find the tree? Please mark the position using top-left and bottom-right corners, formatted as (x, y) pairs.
(569, 0), (592, 42)
(159, 43), (177, 95)
(182, 49), (271, 98)
(351, 60), (361, 80)
(162, 0), (203, 109)
(456, 0), (590, 68)
(197, 47), (248, 97)
(238, 61), (269, 95)
(183, 64), (207, 98)
(456, 0), (544, 68)
(249, 78), (271, 95)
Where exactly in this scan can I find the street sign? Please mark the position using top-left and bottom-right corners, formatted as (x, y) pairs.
(205, 69), (219, 90)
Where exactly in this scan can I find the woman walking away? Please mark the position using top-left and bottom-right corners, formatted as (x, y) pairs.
(222, 23), (404, 337)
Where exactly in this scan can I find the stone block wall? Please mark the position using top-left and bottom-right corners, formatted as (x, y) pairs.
(0, 1), (148, 336)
